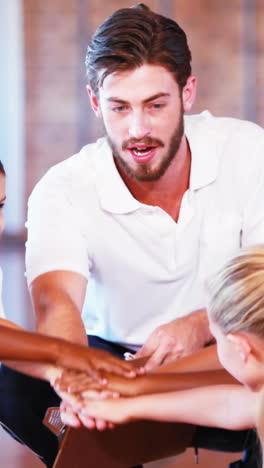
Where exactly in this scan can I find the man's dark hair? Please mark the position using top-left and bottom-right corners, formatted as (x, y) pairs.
(0, 161), (5, 175)
(86, 3), (192, 94)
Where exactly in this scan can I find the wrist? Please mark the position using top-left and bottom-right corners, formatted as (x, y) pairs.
(44, 364), (62, 384)
(133, 375), (149, 396)
(128, 396), (143, 421)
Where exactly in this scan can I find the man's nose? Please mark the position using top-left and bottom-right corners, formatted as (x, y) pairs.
(128, 111), (151, 140)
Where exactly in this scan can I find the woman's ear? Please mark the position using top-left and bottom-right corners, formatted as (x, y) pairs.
(86, 85), (102, 117)
(227, 333), (252, 363)
(181, 75), (197, 112)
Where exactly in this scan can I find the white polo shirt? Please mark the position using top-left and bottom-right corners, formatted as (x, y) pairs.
(25, 111), (264, 348)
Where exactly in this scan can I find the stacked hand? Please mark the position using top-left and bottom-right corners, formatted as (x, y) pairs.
(49, 312), (212, 429)
(52, 369), (145, 430)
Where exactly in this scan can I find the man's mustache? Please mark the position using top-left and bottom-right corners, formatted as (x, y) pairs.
(122, 138), (165, 150)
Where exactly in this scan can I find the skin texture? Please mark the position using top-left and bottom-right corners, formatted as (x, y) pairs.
(55, 330), (262, 435)
(54, 321), (264, 436)
(0, 173), (138, 382)
(54, 367), (237, 398)
(54, 344), (236, 430)
(78, 384), (257, 430)
(0, 320), (137, 382)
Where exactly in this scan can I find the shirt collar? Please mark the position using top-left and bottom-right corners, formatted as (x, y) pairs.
(185, 111), (220, 191)
(94, 138), (141, 214)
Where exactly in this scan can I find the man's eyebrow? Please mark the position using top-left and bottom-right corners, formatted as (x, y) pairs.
(107, 97), (129, 104)
(143, 92), (170, 103)
(0, 196), (6, 203)
(107, 93), (170, 105)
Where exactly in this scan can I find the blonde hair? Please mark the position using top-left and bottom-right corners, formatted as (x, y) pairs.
(208, 245), (264, 337)
(208, 245), (264, 463)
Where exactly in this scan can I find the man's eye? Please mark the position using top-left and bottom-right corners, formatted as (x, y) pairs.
(151, 103), (165, 110)
(0, 203), (5, 209)
(112, 106), (128, 112)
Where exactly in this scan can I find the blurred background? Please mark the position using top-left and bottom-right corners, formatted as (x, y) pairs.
(0, 0), (263, 466)
(2, 0), (264, 239)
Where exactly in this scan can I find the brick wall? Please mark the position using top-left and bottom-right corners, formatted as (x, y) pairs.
(23, 0), (263, 198)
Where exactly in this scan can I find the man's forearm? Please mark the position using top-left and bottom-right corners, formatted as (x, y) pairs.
(30, 270), (88, 346)
(34, 291), (87, 346)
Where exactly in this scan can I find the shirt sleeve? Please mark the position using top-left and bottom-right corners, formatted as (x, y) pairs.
(25, 168), (92, 286)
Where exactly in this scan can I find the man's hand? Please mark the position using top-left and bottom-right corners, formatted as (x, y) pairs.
(134, 309), (213, 372)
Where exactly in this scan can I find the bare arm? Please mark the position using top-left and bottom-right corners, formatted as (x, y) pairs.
(0, 320), (135, 381)
(0, 319), (60, 380)
(55, 367), (237, 398)
(30, 270), (88, 345)
(29, 271), (138, 378)
(81, 384), (257, 430)
(154, 344), (221, 373)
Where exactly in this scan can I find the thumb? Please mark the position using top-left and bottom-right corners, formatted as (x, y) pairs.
(134, 345), (148, 359)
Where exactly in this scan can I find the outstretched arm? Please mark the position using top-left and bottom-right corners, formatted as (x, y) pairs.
(80, 384), (257, 430)
(154, 344), (221, 373)
(0, 319), (137, 382)
(55, 366), (237, 398)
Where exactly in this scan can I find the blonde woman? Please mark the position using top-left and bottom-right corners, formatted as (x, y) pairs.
(60, 246), (264, 466)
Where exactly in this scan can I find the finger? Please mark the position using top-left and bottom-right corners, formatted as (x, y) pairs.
(102, 356), (138, 377)
(60, 411), (80, 427)
(54, 371), (94, 392)
(68, 381), (102, 393)
(134, 330), (161, 360)
(161, 349), (184, 366)
(58, 389), (81, 404)
(60, 405), (81, 428)
(134, 342), (156, 360)
(99, 390), (119, 399)
(78, 412), (96, 429)
(81, 389), (102, 399)
(129, 356), (149, 368)
(143, 332), (181, 371)
(95, 418), (108, 431)
(86, 364), (105, 384)
(143, 346), (171, 372)
(82, 400), (125, 424)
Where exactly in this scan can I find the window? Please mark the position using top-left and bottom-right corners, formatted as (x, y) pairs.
(0, 0), (25, 236)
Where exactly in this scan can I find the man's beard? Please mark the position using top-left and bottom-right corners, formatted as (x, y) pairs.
(106, 111), (184, 182)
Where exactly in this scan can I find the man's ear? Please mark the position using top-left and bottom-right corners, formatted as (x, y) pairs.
(227, 333), (252, 363)
(86, 85), (102, 117)
(181, 75), (197, 113)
